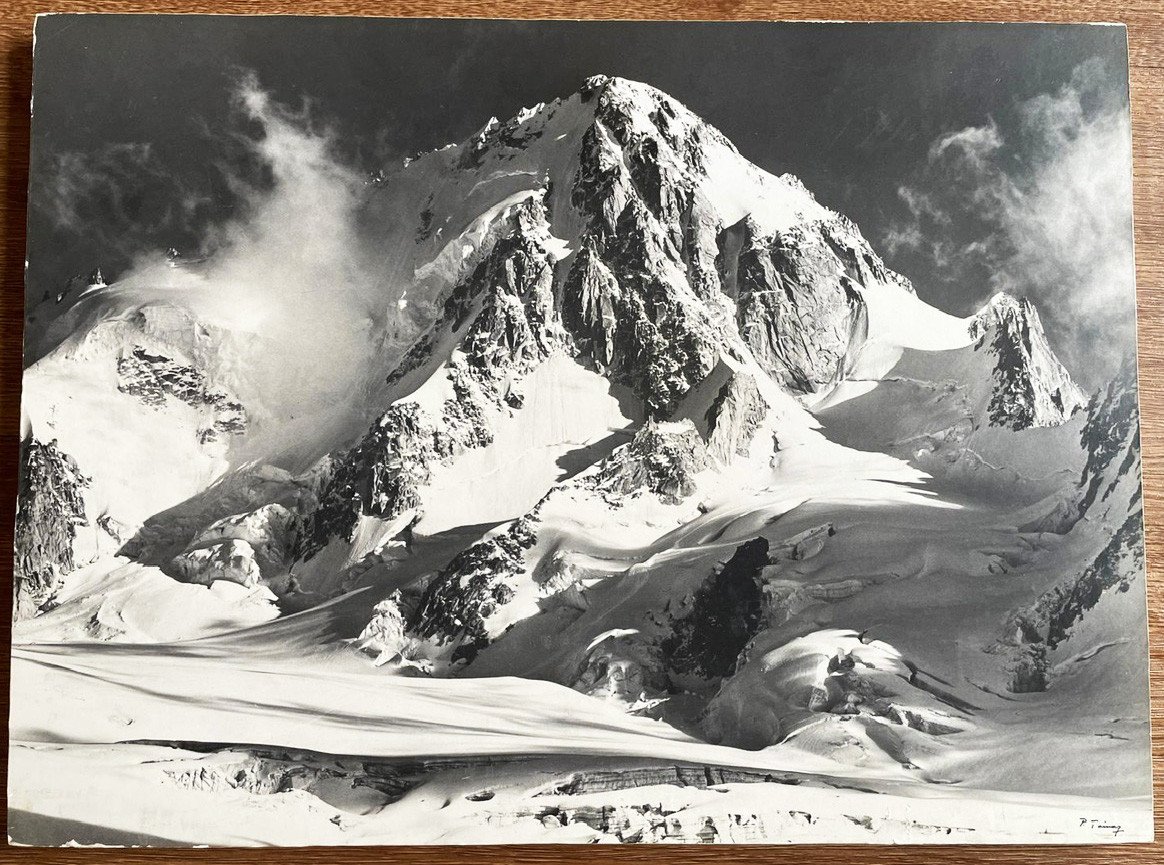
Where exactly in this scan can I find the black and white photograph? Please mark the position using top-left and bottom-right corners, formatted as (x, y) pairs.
(9, 16), (1150, 845)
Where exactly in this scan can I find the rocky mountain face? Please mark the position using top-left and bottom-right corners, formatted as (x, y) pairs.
(297, 80), (1137, 765)
(998, 362), (1144, 692)
(661, 537), (770, 679)
(969, 293), (1086, 431)
(356, 416), (727, 668)
(1075, 363), (1142, 522)
(302, 195), (564, 555)
(117, 346), (247, 445)
(730, 215), (892, 394)
(13, 439), (90, 618)
(293, 77), (952, 564)
(32, 76), (1088, 650)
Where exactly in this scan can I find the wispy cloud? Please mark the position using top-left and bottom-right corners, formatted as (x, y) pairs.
(883, 58), (1135, 388)
(104, 72), (391, 450)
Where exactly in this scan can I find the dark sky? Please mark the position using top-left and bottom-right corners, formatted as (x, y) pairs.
(26, 17), (1131, 378)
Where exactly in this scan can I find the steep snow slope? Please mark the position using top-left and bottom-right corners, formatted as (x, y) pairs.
(18, 293), (245, 614)
(816, 290), (1089, 503)
(417, 354), (641, 534)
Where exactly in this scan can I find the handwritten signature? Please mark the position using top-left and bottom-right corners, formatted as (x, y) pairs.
(1079, 817), (1124, 837)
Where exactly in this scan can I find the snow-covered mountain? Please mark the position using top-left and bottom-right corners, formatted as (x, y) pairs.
(11, 76), (1148, 844)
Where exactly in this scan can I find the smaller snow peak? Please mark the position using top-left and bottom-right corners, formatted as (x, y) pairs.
(512, 101), (547, 126)
(969, 293), (1086, 430)
(454, 97), (566, 172)
(969, 292), (1044, 349)
(458, 116), (503, 170)
(973, 291), (1031, 329)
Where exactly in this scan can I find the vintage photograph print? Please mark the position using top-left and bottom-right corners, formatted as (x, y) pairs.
(10, 16), (1150, 845)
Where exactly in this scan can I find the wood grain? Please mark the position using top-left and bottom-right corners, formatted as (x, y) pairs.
(0, 2), (1161, 861)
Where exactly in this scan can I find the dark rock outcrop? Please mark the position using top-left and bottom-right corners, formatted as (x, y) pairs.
(662, 538), (770, 680)
(407, 516), (540, 664)
(583, 421), (709, 506)
(1076, 363), (1141, 519)
(303, 402), (457, 553)
(117, 345), (247, 443)
(14, 438), (90, 620)
(969, 294), (1086, 431)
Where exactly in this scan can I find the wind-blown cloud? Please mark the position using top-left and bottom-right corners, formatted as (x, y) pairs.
(99, 72), (392, 456)
(201, 74), (385, 415)
(883, 59), (1135, 389)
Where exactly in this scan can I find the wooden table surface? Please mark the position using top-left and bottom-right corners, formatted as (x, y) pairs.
(0, 2), (1161, 862)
